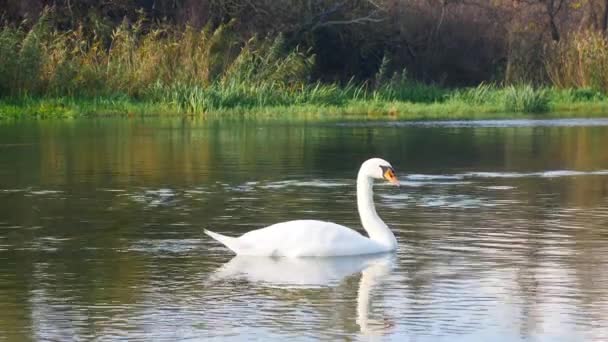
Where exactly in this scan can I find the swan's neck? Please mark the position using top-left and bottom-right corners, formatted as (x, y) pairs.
(357, 173), (397, 249)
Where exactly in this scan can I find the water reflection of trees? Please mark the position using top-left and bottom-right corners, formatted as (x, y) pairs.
(30, 122), (608, 202)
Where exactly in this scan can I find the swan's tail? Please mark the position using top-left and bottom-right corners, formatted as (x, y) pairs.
(204, 229), (240, 254)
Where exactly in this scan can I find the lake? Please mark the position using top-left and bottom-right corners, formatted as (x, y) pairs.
(1, 118), (607, 341)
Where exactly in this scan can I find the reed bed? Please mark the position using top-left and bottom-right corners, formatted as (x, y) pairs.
(546, 31), (608, 92)
(2, 11), (608, 119)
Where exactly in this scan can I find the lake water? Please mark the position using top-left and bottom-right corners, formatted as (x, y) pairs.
(1, 118), (608, 341)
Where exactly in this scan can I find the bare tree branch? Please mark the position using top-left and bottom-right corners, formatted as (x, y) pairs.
(313, 15), (387, 30)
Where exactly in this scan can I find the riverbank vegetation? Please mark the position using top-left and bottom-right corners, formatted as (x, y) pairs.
(3, 1), (608, 119)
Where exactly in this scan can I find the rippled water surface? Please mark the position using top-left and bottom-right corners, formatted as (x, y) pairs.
(1, 118), (608, 341)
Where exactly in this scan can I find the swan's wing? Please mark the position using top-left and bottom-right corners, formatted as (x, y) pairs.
(236, 220), (382, 256)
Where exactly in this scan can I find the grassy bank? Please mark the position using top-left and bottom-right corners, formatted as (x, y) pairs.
(2, 11), (608, 120)
(2, 84), (608, 120)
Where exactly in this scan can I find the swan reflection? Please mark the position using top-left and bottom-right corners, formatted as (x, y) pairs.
(211, 253), (395, 335)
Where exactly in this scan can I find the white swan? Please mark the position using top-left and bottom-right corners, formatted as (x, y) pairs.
(204, 158), (400, 257)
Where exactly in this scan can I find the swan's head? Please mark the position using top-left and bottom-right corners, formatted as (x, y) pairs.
(361, 158), (400, 186)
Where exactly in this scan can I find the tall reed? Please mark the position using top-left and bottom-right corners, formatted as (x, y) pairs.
(0, 11), (450, 113)
(546, 31), (608, 92)
(0, 11), (314, 104)
(2, 9), (588, 117)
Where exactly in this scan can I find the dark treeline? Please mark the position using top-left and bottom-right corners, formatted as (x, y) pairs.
(1, 0), (608, 87)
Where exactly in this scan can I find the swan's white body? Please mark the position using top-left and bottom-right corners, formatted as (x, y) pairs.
(206, 220), (390, 257)
(205, 158), (399, 257)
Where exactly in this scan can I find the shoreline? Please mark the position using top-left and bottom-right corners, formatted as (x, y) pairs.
(2, 96), (608, 121)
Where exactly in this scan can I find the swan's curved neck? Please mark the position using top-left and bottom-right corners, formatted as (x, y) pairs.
(357, 172), (397, 249)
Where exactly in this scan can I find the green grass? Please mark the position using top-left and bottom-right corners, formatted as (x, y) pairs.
(3, 83), (608, 121)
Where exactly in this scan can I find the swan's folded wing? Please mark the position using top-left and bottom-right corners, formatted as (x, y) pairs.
(237, 220), (384, 257)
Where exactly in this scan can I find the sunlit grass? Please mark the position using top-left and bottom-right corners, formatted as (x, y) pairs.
(3, 86), (608, 121)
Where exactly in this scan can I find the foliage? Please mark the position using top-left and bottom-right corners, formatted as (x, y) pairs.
(4, 0), (607, 87)
(2, 8), (608, 119)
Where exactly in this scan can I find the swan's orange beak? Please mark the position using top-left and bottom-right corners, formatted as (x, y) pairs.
(383, 167), (400, 186)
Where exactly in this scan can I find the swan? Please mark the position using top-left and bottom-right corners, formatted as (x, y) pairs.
(204, 158), (400, 257)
